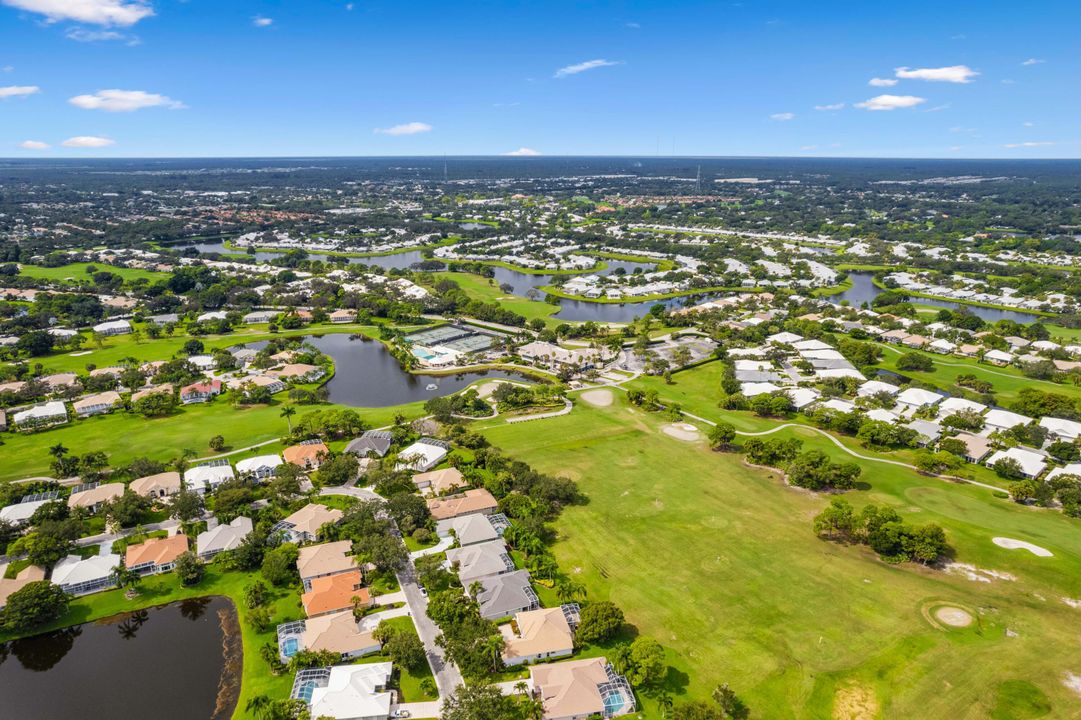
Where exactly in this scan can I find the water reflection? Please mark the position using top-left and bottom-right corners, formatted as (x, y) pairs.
(7, 626), (82, 673)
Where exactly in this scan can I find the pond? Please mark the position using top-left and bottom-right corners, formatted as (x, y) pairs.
(254, 333), (536, 407)
(831, 271), (1041, 323)
(0, 597), (240, 720)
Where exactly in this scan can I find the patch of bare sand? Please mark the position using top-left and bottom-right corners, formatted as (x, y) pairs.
(833, 683), (879, 720)
(662, 422), (701, 442)
(1063, 672), (1081, 697)
(935, 606), (973, 627)
(993, 537), (1053, 557)
(580, 389), (614, 407)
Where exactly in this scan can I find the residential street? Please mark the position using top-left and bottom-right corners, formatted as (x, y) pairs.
(396, 562), (464, 702)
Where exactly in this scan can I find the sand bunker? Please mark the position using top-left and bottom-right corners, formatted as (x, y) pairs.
(935, 606), (974, 627)
(1063, 672), (1081, 697)
(833, 683), (879, 720)
(579, 389), (614, 407)
(993, 537), (1053, 557)
(476, 381), (507, 399)
(662, 422), (702, 442)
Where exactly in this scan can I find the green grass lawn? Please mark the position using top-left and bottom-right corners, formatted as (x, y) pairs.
(18, 262), (170, 285)
(0, 397), (425, 481)
(478, 395), (1081, 720)
(30, 322), (385, 375)
(432, 271), (561, 326)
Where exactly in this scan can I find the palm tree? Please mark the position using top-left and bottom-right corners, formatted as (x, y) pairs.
(49, 442), (69, 460)
(280, 405), (296, 433)
(482, 634), (504, 671)
(555, 577), (586, 603)
(514, 681), (530, 696)
(658, 691), (674, 718)
(112, 564), (141, 597)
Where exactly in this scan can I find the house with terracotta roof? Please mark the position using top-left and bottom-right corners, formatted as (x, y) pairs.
(131, 384), (174, 403)
(67, 482), (125, 512)
(125, 534), (189, 575)
(129, 471), (182, 499)
(276, 610), (381, 663)
(427, 488), (498, 521)
(530, 657), (636, 720)
(501, 607), (575, 666)
(180, 379), (222, 404)
(0, 565), (47, 610)
(73, 390), (123, 417)
(297, 540), (359, 590)
(269, 363), (326, 383)
(275, 503), (343, 544)
(284, 441), (330, 470)
(412, 467), (467, 496)
(301, 569), (371, 617)
(329, 309), (356, 323)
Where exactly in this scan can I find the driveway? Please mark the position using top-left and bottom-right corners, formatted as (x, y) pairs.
(410, 535), (453, 559)
(394, 700), (442, 719)
(319, 485), (382, 502)
(396, 562), (465, 699)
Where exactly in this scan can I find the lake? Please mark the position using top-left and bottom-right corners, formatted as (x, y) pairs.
(0, 597), (240, 720)
(254, 333), (536, 406)
(831, 271), (1040, 323)
(186, 240), (675, 321)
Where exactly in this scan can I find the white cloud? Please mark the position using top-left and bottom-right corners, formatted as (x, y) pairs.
(1023, 121), (1035, 127)
(554, 59), (620, 78)
(1003, 141), (1054, 148)
(1, 0), (153, 26)
(0, 85), (40, 98)
(2, 66), (13, 73)
(855, 94), (927, 111)
(373, 122), (432, 136)
(770, 112), (795, 121)
(1021, 58), (1044, 66)
(252, 15), (273, 27)
(800, 145), (817, 151)
(625, 22), (640, 28)
(502, 147), (541, 156)
(923, 103), (951, 112)
(814, 103), (844, 111)
(61, 135), (115, 147)
(895, 65), (978, 83)
(19, 140), (49, 149)
(65, 27), (131, 42)
(345, 3), (354, 9)
(69, 89), (184, 111)
(868, 77), (897, 87)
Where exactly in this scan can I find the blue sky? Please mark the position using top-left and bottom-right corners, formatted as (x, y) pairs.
(0, 0), (1078, 158)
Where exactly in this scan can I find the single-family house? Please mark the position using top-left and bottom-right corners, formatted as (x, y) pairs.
(445, 539), (514, 585)
(904, 419), (943, 446)
(475, 570), (539, 621)
(303, 662), (393, 720)
(302, 569), (370, 617)
(1040, 416), (1081, 443)
(501, 607), (575, 666)
(67, 482), (124, 512)
(857, 380), (900, 397)
(125, 534), (189, 575)
(0, 565), (47, 610)
(197, 516), (253, 560)
(1046, 463), (1081, 483)
(947, 432), (993, 463)
(427, 488), (499, 521)
(130, 471), (182, 499)
(983, 408), (1033, 434)
(93, 319), (132, 336)
(185, 461), (235, 493)
(283, 440), (330, 470)
(297, 540), (359, 590)
(236, 454), (283, 479)
(1003, 336), (1031, 350)
(329, 309), (356, 323)
(881, 329), (910, 344)
(740, 382), (782, 398)
(901, 335), (929, 349)
(895, 387), (943, 411)
(51, 553), (121, 595)
(986, 446), (1047, 479)
(929, 339), (957, 355)
(983, 349), (1014, 366)
(394, 438), (450, 472)
(344, 430), (393, 458)
(180, 379), (222, 404)
(278, 610), (381, 663)
(956, 344), (982, 358)
(13, 401), (69, 429)
(436, 513), (500, 547)
(786, 387), (820, 410)
(131, 384), (173, 403)
(530, 657), (636, 720)
(243, 310), (278, 324)
(275, 503), (343, 544)
(936, 397), (988, 421)
(412, 467), (467, 496)
(0, 498), (55, 525)
(270, 363), (326, 383)
(41, 373), (79, 391)
(865, 408), (899, 424)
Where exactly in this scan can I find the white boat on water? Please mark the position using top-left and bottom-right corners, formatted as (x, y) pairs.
(425, 383), (438, 390)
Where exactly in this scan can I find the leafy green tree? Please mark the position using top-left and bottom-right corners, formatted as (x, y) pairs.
(813, 499), (856, 540)
(261, 543), (300, 586)
(440, 684), (524, 720)
(576, 601), (625, 644)
(707, 422), (737, 451)
(626, 637), (667, 687)
(383, 628), (426, 670)
(170, 488), (205, 523)
(2, 581), (71, 632)
(174, 551), (204, 586)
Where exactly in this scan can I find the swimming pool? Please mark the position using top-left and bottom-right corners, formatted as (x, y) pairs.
(602, 690), (629, 716)
(281, 637), (300, 657)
